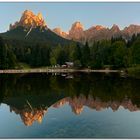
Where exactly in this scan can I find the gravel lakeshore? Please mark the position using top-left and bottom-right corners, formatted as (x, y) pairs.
(0, 68), (120, 74)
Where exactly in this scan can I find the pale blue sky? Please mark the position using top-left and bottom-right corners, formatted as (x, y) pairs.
(0, 2), (140, 32)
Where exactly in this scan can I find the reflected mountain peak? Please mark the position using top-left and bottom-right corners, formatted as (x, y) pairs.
(7, 94), (140, 126)
(0, 73), (140, 126)
(10, 107), (47, 126)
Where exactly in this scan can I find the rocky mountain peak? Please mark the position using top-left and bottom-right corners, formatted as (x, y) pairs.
(111, 24), (120, 32)
(51, 22), (140, 45)
(71, 21), (84, 30)
(9, 10), (47, 30)
(53, 27), (61, 33)
(37, 12), (44, 20)
(53, 27), (68, 38)
(124, 24), (140, 32)
(95, 25), (105, 30)
(69, 21), (85, 41)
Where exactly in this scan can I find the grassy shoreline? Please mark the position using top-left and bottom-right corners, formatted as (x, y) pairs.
(127, 65), (140, 79)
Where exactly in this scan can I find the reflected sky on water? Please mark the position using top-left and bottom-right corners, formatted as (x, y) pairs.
(0, 72), (140, 138)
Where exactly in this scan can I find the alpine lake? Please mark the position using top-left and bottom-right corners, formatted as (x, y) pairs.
(0, 72), (140, 138)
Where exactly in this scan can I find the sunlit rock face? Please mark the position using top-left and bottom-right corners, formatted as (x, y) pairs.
(54, 22), (140, 45)
(52, 95), (140, 114)
(121, 99), (139, 112)
(95, 25), (105, 30)
(53, 28), (68, 39)
(10, 107), (47, 126)
(68, 21), (85, 42)
(123, 24), (140, 37)
(109, 24), (121, 38)
(8, 95), (140, 126)
(85, 24), (121, 44)
(9, 10), (140, 44)
(110, 24), (120, 33)
(54, 22), (122, 44)
(68, 95), (86, 115)
(52, 98), (69, 108)
(84, 25), (108, 44)
(9, 10), (47, 30)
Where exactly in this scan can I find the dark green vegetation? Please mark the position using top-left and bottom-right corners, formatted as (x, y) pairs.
(1, 26), (74, 46)
(0, 37), (18, 69)
(127, 65), (140, 79)
(0, 27), (140, 72)
(0, 73), (140, 109)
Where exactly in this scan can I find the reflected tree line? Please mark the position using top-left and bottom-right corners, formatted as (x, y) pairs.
(0, 73), (140, 107)
(0, 73), (140, 126)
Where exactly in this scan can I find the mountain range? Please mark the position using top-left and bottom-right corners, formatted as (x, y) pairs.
(0, 10), (75, 47)
(5, 95), (140, 126)
(53, 22), (140, 45)
(1, 10), (140, 46)
(0, 9), (140, 70)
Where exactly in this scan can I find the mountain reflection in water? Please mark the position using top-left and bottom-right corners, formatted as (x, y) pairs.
(9, 95), (140, 126)
(0, 72), (140, 126)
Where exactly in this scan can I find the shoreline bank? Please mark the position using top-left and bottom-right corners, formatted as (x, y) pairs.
(0, 68), (121, 74)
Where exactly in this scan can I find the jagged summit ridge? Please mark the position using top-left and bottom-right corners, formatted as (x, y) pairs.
(9, 95), (140, 126)
(68, 21), (85, 41)
(53, 27), (68, 38)
(70, 21), (84, 30)
(9, 10), (47, 30)
(8, 10), (140, 44)
(53, 21), (140, 44)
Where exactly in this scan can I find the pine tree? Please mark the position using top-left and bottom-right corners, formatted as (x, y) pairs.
(0, 37), (7, 69)
(82, 41), (90, 67)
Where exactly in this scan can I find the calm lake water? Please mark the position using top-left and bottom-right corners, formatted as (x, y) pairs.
(0, 72), (140, 138)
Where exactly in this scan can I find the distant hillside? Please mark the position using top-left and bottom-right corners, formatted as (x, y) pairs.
(0, 26), (75, 47)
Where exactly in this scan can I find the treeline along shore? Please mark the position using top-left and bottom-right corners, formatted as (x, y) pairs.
(0, 32), (140, 78)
